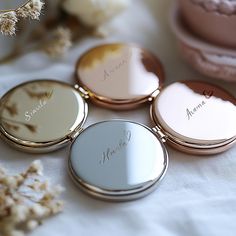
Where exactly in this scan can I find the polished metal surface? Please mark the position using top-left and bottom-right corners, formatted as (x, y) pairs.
(0, 80), (88, 152)
(151, 81), (236, 154)
(69, 120), (168, 201)
(76, 43), (165, 109)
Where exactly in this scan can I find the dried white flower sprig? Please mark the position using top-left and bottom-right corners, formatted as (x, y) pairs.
(0, 11), (18, 36)
(44, 27), (72, 58)
(0, 0), (44, 36)
(0, 160), (64, 236)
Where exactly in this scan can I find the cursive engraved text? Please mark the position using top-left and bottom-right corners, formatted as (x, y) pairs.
(103, 52), (132, 81)
(99, 130), (131, 165)
(186, 90), (213, 120)
(186, 101), (206, 120)
(25, 90), (53, 122)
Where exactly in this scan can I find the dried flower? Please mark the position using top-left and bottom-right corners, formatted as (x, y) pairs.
(44, 27), (72, 58)
(0, 0), (44, 36)
(25, 160), (43, 176)
(0, 160), (64, 236)
(16, 0), (45, 20)
(0, 11), (18, 35)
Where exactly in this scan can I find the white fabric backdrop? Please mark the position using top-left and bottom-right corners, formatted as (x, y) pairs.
(0, 1), (236, 235)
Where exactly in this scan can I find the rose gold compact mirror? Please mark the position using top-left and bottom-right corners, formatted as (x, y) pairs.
(151, 81), (236, 155)
(75, 43), (165, 109)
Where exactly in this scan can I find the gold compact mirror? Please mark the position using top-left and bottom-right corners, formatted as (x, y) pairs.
(0, 80), (87, 153)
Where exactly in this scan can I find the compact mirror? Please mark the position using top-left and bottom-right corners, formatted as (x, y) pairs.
(76, 43), (165, 109)
(151, 81), (236, 154)
(0, 80), (88, 152)
(69, 120), (168, 201)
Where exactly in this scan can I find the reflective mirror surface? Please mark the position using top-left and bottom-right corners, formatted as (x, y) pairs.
(76, 43), (164, 108)
(152, 81), (236, 150)
(69, 120), (168, 201)
(0, 80), (87, 150)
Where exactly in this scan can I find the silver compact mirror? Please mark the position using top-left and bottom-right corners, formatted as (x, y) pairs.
(69, 120), (168, 201)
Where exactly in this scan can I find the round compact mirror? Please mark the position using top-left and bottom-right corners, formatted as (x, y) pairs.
(76, 43), (165, 109)
(151, 81), (236, 155)
(0, 80), (87, 152)
(69, 120), (168, 201)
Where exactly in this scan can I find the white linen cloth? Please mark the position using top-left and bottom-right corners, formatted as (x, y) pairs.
(0, 1), (236, 235)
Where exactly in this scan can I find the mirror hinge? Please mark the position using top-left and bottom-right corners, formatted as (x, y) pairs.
(152, 126), (167, 143)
